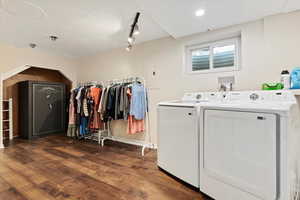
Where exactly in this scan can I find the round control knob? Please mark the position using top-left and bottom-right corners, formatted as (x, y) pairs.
(250, 93), (259, 101)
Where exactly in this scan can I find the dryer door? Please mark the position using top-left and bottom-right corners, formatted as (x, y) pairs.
(203, 110), (277, 200)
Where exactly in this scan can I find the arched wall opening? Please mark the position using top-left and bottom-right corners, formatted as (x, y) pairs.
(2, 66), (72, 139)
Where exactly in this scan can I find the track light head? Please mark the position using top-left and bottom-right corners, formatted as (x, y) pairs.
(128, 37), (135, 44)
(126, 44), (132, 52)
(133, 25), (140, 35)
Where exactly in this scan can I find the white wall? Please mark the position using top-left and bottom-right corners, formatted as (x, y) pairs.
(77, 11), (300, 145)
(0, 43), (78, 82)
(0, 42), (79, 148)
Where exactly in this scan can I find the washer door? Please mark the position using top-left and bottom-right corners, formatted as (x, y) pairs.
(204, 110), (277, 200)
(157, 106), (199, 187)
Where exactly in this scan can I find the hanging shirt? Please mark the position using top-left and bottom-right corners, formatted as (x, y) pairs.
(90, 87), (102, 129)
(114, 85), (120, 119)
(76, 87), (83, 114)
(98, 87), (106, 114)
(101, 86), (110, 115)
(68, 91), (76, 125)
(106, 86), (116, 120)
(129, 83), (147, 120)
(123, 85), (131, 120)
(126, 87), (145, 134)
(82, 88), (90, 117)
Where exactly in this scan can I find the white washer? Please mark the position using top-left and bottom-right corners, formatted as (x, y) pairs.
(199, 90), (300, 200)
(157, 92), (209, 187)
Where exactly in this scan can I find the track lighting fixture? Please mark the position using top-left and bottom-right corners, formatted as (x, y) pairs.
(126, 12), (140, 51)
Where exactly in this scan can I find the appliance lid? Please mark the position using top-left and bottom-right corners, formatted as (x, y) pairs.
(158, 100), (203, 107)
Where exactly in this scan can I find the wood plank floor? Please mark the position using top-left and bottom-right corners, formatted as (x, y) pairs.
(0, 135), (213, 200)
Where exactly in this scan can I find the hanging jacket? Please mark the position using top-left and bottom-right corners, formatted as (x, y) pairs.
(106, 86), (116, 120)
(76, 87), (83, 114)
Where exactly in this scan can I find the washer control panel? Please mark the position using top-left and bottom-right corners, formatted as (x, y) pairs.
(250, 93), (259, 101)
(182, 92), (208, 102)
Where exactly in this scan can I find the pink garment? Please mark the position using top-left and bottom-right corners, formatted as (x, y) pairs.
(127, 115), (145, 134)
(68, 101), (75, 125)
(127, 88), (145, 134)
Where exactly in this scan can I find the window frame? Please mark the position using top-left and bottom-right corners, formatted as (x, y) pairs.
(185, 37), (241, 74)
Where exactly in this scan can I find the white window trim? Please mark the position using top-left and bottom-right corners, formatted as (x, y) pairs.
(184, 37), (241, 75)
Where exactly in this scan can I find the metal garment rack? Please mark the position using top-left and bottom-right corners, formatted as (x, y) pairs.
(76, 80), (103, 142)
(100, 77), (152, 156)
(2, 98), (13, 140)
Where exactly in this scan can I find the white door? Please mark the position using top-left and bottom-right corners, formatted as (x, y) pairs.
(204, 110), (277, 200)
(157, 106), (198, 187)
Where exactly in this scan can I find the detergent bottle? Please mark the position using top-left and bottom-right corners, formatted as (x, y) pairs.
(291, 67), (300, 89)
(281, 70), (290, 90)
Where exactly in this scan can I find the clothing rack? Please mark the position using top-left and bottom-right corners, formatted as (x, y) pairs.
(77, 81), (103, 87)
(102, 77), (152, 156)
(80, 77), (153, 156)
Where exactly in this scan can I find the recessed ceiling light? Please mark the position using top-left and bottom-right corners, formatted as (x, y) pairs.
(29, 43), (37, 48)
(195, 9), (205, 17)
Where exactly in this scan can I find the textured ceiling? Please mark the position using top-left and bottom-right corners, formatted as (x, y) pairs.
(138, 0), (300, 38)
(0, 0), (168, 57)
(0, 0), (299, 58)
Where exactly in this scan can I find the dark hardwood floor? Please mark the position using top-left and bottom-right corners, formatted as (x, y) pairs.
(0, 135), (212, 200)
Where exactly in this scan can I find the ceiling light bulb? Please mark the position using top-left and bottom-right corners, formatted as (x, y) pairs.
(126, 45), (132, 52)
(195, 9), (205, 17)
(128, 37), (135, 44)
(133, 25), (140, 35)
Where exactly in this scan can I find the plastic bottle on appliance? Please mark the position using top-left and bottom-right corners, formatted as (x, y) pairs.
(281, 70), (290, 90)
(291, 67), (300, 89)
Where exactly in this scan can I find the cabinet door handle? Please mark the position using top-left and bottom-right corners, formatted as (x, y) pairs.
(257, 116), (266, 120)
(188, 113), (192, 116)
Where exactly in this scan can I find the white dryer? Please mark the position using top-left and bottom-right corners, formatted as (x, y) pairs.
(199, 90), (300, 200)
(157, 92), (209, 188)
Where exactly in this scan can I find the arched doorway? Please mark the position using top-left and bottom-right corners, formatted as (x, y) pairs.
(0, 66), (73, 148)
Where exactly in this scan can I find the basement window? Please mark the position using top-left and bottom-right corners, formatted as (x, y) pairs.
(185, 37), (240, 74)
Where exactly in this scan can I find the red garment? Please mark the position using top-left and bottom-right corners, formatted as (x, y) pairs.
(127, 88), (145, 134)
(90, 87), (102, 129)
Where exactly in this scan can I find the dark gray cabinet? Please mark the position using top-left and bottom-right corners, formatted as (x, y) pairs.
(19, 81), (66, 139)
